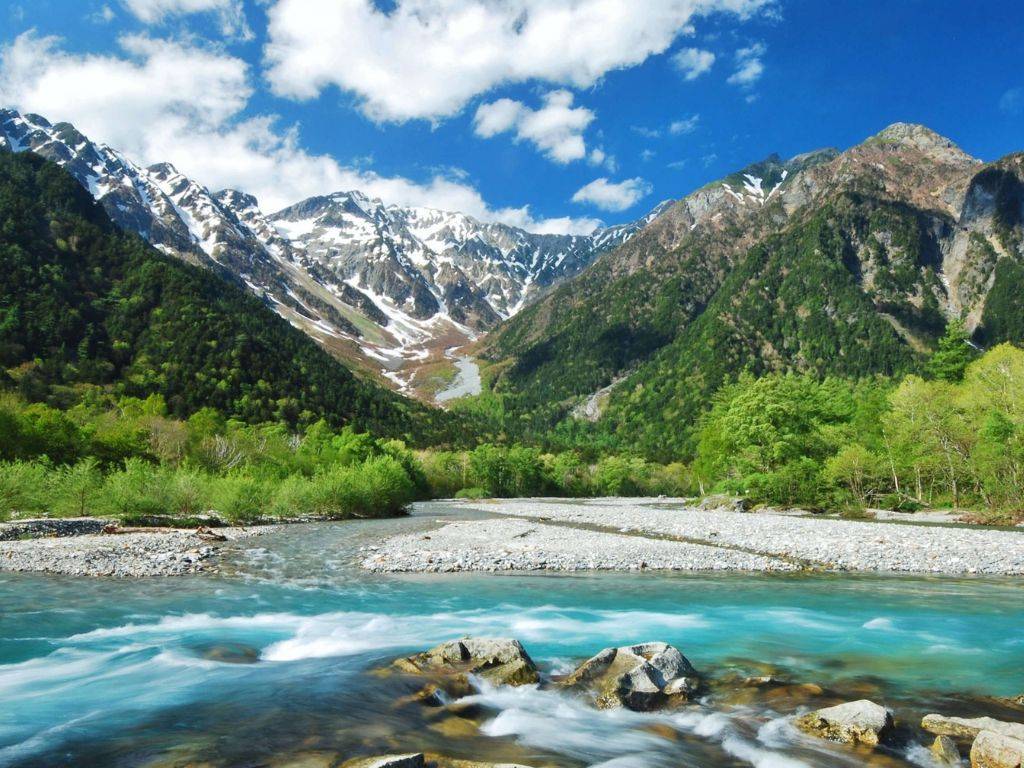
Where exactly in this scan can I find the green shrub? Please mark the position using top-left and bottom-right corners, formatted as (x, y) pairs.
(454, 487), (489, 499)
(0, 461), (51, 519)
(213, 476), (273, 523)
(49, 458), (104, 517)
(101, 458), (171, 519)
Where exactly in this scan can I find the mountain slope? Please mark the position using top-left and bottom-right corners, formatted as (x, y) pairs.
(0, 108), (667, 397)
(0, 150), (450, 442)
(481, 124), (1024, 458)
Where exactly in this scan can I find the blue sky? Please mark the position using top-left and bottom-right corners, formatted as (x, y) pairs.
(1, 0), (1022, 233)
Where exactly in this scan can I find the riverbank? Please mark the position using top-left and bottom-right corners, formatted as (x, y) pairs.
(362, 517), (797, 572)
(364, 498), (1024, 575)
(0, 520), (266, 577)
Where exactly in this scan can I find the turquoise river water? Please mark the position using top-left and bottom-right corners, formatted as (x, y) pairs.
(1, 502), (1022, 767)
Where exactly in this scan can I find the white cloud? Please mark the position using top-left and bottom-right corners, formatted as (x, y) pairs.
(728, 42), (765, 87)
(632, 125), (662, 139)
(672, 47), (715, 80)
(588, 147), (617, 173)
(121, 0), (252, 40)
(572, 177), (652, 212)
(474, 90), (594, 163)
(0, 31), (597, 235)
(999, 87), (1023, 116)
(669, 114), (700, 134)
(264, 0), (775, 122)
(92, 4), (117, 23)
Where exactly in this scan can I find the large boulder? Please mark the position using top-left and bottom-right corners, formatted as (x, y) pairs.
(393, 638), (539, 688)
(971, 730), (1024, 768)
(560, 642), (700, 711)
(923, 715), (1024, 743)
(794, 700), (894, 746)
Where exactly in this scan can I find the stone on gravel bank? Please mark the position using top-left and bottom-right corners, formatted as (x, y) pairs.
(794, 699), (895, 746)
(561, 642), (700, 711)
(923, 714), (1024, 742)
(0, 517), (109, 540)
(971, 730), (1024, 768)
(393, 638), (540, 688)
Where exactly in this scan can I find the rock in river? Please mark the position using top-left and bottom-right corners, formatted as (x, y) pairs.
(971, 730), (1024, 768)
(930, 735), (962, 765)
(342, 756), (425, 768)
(560, 641), (700, 711)
(393, 638), (539, 688)
(923, 714), (1024, 743)
(794, 699), (894, 746)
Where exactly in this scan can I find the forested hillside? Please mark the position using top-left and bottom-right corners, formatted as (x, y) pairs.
(0, 152), (451, 444)
(476, 125), (1024, 459)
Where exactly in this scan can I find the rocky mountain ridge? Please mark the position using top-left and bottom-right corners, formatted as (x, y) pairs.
(0, 107), (665, 396)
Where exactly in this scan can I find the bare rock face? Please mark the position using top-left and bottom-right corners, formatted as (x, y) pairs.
(560, 642), (700, 711)
(971, 730), (1024, 768)
(793, 699), (895, 746)
(393, 637), (539, 688)
(923, 714), (1024, 743)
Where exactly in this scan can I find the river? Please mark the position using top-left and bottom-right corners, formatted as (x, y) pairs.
(1, 501), (1022, 767)
(435, 356), (482, 403)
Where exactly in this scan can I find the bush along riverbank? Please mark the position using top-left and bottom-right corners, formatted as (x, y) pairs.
(0, 392), (696, 525)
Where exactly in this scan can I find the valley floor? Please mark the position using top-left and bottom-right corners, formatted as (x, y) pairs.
(363, 498), (1024, 575)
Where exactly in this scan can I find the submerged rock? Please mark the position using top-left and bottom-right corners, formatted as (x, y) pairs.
(197, 642), (260, 664)
(341, 756), (425, 768)
(393, 638), (539, 688)
(971, 730), (1024, 768)
(794, 699), (894, 746)
(923, 714), (1024, 742)
(930, 735), (962, 765)
(561, 641), (700, 711)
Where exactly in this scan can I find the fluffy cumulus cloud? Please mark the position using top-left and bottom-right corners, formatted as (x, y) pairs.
(672, 47), (715, 80)
(473, 90), (594, 163)
(0, 32), (598, 233)
(263, 0), (775, 122)
(572, 177), (652, 212)
(728, 42), (766, 86)
(120, 0), (252, 39)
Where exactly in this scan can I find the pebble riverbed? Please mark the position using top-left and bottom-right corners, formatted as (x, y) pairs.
(364, 499), (1024, 575)
(0, 526), (265, 577)
(361, 517), (797, 572)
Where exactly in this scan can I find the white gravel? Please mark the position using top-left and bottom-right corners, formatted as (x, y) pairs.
(461, 499), (1024, 575)
(0, 527), (265, 578)
(361, 518), (797, 573)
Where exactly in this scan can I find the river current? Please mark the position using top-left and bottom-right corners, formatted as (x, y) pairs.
(1, 501), (1021, 767)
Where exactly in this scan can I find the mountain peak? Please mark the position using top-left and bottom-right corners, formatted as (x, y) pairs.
(872, 122), (972, 159)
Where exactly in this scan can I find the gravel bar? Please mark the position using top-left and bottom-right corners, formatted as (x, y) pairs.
(361, 518), (797, 573)
(0, 527), (265, 578)
(463, 499), (1024, 575)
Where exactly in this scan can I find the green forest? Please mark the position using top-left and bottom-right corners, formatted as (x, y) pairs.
(2, 150), (1024, 525)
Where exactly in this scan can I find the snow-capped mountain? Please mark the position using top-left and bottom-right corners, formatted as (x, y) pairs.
(0, 108), (668, 394)
(270, 193), (671, 329)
